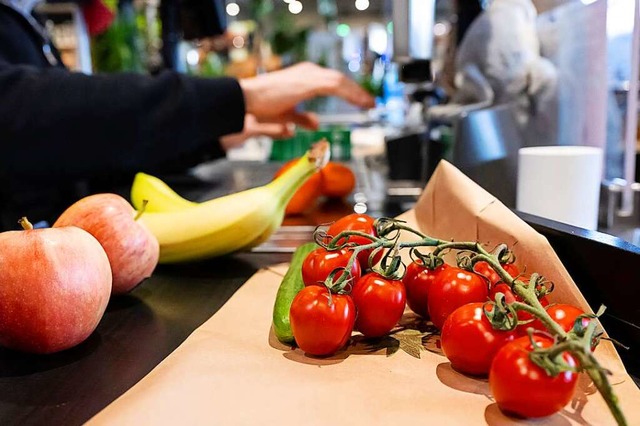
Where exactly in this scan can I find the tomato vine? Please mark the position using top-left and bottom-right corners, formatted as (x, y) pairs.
(311, 216), (627, 426)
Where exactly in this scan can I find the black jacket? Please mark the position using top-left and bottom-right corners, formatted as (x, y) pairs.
(0, 2), (245, 229)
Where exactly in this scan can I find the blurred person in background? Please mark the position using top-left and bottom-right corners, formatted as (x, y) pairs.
(0, 0), (374, 230)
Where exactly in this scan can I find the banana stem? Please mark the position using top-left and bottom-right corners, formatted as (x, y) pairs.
(267, 141), (330, 209)
(267, 156), (318, 208)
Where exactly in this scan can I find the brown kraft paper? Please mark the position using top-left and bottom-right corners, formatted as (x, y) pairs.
(88, 160), (640, 425)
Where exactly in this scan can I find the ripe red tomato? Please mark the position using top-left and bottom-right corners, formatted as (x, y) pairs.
(327, 214), (382, 270)
(474, 261), (520, 287)
(441, 302), (517, 376)
(289, 286), (356, 356)
(490, 282), (550, 323)
(403, 261), (449, 318)
(428, 267), (489, 330)
(301, 247), (361, 287)
(528, 304), (589, 334)
(351, 272), (406, 338)
(489, 336), (578, 418)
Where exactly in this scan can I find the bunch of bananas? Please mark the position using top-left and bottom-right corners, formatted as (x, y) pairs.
(131, 141), (330, 264)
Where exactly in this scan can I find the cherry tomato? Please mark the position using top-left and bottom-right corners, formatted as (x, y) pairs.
(474, 261), (520, 287)
(327, 214), (382, 270)
(352, 272), (406, 338)
(301, 247), (361, 287)
(289, 286), (356, 356)
(428, 267), (489, 330)
(490, 282), (550, 323)
(403, 261), (449, 318)
(441, 302), (517, 376)
(528, 304), (589, 334)
(489, 336), (578, 418)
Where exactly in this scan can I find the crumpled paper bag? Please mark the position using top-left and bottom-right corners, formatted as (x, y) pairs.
(87, 161), (640, 426)
(409, 160), (594, 314)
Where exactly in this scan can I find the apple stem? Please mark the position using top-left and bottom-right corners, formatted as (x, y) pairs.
(18, 217), (34, 230)
(134, 200), (149, 221)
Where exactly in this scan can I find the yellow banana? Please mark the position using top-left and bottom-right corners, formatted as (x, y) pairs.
(133, 141), (330, 264)
(131, 163), (282, 254)
(131, 172), (196, 212)
(131, 172), (281, 250)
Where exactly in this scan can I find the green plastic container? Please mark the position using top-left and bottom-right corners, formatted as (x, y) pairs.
(270, 127), (351, 162)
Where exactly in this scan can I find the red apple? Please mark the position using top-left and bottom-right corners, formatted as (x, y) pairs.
(53, 193), (160, 295)
(0, 218), (112, 354)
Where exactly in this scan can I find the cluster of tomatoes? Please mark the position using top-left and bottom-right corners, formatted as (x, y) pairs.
(288, 213), (598, 420)
(290, 213), (401, 355)
(428, 261), (590, 418)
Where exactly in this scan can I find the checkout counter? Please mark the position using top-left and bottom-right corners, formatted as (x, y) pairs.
(0, 154), (638, 425)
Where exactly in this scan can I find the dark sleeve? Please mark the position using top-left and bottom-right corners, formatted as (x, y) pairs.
(0, 63), (245, 182)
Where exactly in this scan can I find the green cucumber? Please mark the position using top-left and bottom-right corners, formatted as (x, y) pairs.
(272, 241), (318, 344)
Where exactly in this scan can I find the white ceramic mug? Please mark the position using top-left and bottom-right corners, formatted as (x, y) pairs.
(516, 146), (603, 230)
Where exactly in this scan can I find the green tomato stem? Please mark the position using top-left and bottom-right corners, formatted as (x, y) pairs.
(576, 351), (627, 426)
(327, 230), (382, 249)
(380, 221), (429, 239)
(465, 251), (569, 339)
(536, 338), (627, 426)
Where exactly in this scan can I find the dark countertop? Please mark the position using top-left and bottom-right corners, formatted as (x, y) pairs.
(0, 158), (638, 425)
(0, 251), (291, 426)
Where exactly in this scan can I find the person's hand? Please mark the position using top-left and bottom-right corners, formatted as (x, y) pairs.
(239, 62), (375, 130)
(219, 114), (297, 151)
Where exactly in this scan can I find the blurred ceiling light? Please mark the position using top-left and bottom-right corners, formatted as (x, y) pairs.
(355, 0), (369, 11)
(232, 36), (245, 48)
(282, 0), (293, 3)
(368, 23), (387, 54)
(433, 22), (449, 37)
(186, 49), (200, 66)
(336, 23), (350, 37)
(607, 0), (634, 38)
(226, 2), (240, 16)
(288, 0), (303, 14)
(354, 202), (367, 214)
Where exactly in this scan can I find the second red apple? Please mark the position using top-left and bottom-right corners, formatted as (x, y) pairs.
(54, 193), (160, 294)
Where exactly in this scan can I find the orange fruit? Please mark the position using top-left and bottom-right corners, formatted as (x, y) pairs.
(320, 162), (356, 198)
(274, 159), (322, 215)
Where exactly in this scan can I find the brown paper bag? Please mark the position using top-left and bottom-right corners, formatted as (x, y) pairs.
(87, 161), (640, 426)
